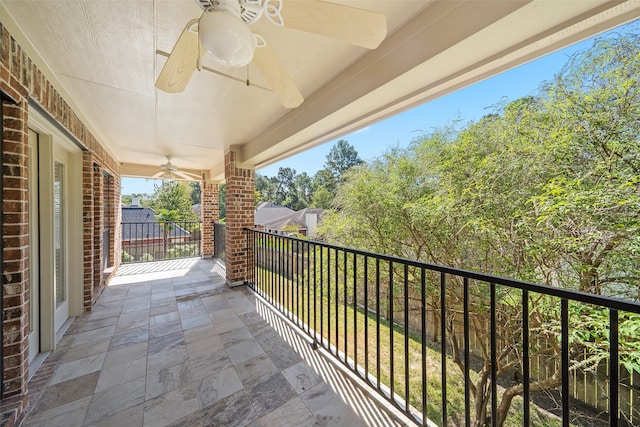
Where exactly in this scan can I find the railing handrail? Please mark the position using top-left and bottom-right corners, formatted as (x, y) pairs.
(122, 220), (202, 223)
(245, 227), (640, 313)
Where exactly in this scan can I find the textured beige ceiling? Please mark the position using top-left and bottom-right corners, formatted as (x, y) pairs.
(2, 0), (639, 181)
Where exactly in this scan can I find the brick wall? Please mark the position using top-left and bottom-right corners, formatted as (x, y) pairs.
(201, 181), (220, 257)
(0, 99), (30, 420)
(224, 151), (254, 285)
(0, 20), (120, 424)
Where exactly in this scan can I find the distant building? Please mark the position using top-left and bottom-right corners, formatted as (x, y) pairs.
(192, 203), (201, 218)
(254, 202), (295, 228)
(260, 207), (325, 237)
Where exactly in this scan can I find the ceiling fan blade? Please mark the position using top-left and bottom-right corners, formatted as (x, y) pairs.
(253, 44), (303, 109)
(152, 171), (165, 178)
(155, 19), (200, 93)
(281, 0), (386, 49)
(174, 170), (200, 181)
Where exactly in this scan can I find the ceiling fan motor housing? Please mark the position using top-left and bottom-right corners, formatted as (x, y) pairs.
(199, 1), (257, 67)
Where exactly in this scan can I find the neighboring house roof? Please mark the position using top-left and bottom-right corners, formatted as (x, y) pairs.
(256, 201), (282, 210)
(254, 203), (295, 226)
(261, 208), (325, 232)
(121, 205), (190, 241)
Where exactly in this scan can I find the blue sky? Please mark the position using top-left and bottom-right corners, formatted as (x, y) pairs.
(122, 21), (634, 195)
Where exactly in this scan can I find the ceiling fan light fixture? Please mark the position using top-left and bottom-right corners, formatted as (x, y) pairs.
(199, 9), (256, 67)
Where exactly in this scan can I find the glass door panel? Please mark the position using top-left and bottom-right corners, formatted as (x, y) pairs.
(54, 162), (66, 306)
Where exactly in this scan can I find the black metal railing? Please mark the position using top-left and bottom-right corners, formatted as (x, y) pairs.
(121, 221), (201, 263)
(214, 222), (226, 262)
(245, 228), (640, 427)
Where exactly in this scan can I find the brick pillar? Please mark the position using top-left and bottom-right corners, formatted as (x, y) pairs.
(112, 174), (122, 270)
(201, 181), (219, 257)
(2, 99), (30, 400)
(92, 163), (103, 300)
(104, 173), (115, 269)
(82, 152), (94, 311)
(224, 150), (254, 286)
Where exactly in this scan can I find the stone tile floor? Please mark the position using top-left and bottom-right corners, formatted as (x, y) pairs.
(24, 258), (406, 427)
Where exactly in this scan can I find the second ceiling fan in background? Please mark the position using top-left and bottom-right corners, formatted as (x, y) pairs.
(155, 0), (387, 108)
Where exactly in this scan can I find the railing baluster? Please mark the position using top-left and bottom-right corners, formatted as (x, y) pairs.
(327, 247), (331, 352)
(307, 241), (311, 334)
(463, 277), (470, 427)
(335, 247), (339, 357)
(284, 236), (288, 319)
(610, 309), (619, 427)
(523, 289), (530, 426)
(364, 255), (369, 382)
(421, 268), (427, 426)
(490, 282), (497, 427)
(344, 250), (348, 365)
(273, 235), (277, 307)
(313, 243), (317, 342)
(295, 240), (298, 322)
(561, 299), (569, 427)
(441, 272), (448, 427)
(404, 263), (409, 413)
(376, 257), (381, 391)
(354, 253), (358, 372)
(283, 236), (287, 316)
(389, 260), (394, 399)
(268, 234), (273, 302)
(320, 246), (324, 346)
(276, 235), (280, 308)
(282, 240), (295, 321)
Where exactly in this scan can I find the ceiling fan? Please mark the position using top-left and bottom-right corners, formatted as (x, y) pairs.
(153, 156), (202, 181)
(155, 0), (387, 108)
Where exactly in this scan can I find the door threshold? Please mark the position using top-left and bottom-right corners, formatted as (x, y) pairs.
(55, 317), (75, 344)
(28, 351), (50, 381)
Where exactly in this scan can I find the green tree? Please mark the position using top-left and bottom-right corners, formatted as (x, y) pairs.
(311, 168), (337, 207)
(218, 183), (226, 220)
(285, 172), (312, 210)
(324, 139), (363, 180)
(149, 181), (198, 221)
(528, 30), (640, 297)
(275, 167), (297, 206)
(310, 186), (333, 209)
(318, 28), (640, 426)
(189, 181), (201, 205)
(255, 173), (278, 203)
(255, 140), (363, 209)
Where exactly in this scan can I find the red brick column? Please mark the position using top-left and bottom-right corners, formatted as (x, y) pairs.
(92, 163), (103, 300)
(82, 153), (94, 311)
(2, 99), (30, 402)
(224, 150), (254, 286)
(201, 181), (219, 257)
(112, 174), (122, 271)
